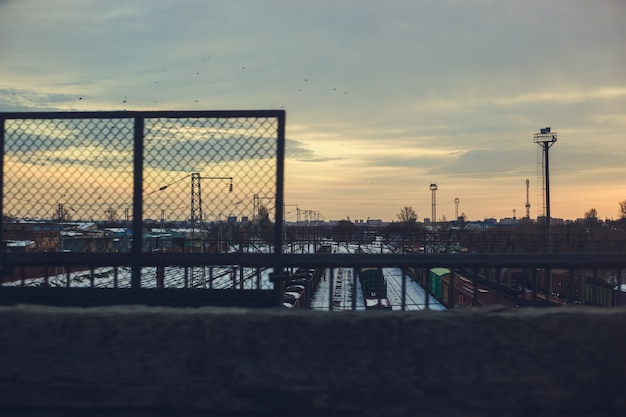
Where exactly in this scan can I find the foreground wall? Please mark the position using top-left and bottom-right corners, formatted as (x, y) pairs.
(0, 305), (625, 417)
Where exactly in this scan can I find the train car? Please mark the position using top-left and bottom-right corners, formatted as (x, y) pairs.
(358, 267), (392, 309)
(282, 284), (306, 309)
(536, 268), (626, 307)
(425, 268), (520, 308)
(429, 268), (449, 301)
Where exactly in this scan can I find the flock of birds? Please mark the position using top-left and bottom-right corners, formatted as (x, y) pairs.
(5, 52), (351, 114)
(58, 55), (350, 112)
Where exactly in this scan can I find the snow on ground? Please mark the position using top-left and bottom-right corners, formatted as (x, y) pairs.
(310, 265), (445, 311)
(3, 265), (274, 290)
(310, 242), (446, 311)
(311, 267), (366, 311)
(4, 239), (445, 311)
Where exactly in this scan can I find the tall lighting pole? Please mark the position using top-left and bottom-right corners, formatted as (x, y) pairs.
(430, 183), (438, 251)
(430, 183), (438, 229)
(534, 127), (557, 252)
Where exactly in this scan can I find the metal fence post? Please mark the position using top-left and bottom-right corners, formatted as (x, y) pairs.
(131, 116), (144, 289)
(0, 118), (4, 260)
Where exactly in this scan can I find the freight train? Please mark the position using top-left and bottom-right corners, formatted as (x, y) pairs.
(414, 267), (625, 308)
(358, 267), (392, 309)
(412, 267), (520, 308)
(535, 268), (626, 307)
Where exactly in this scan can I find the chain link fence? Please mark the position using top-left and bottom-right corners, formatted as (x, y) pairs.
(1, 110), (285, 255)
(0, 110), (285, 299)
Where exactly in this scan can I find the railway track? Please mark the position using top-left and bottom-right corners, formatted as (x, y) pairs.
(331, 268), (357, 311)
(7, 265), (273, 290)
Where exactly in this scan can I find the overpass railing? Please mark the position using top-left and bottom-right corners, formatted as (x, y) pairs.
(1, 251), (625, 308)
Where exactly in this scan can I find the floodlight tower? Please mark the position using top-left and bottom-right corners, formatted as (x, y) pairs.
(430, 183), (438, 229)
(525, 179), (531, 219)
(534, 127), (557, 251)
(454, 197), (460, 220)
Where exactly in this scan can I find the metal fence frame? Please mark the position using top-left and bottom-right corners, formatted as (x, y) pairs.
(0, 110), (287, 305)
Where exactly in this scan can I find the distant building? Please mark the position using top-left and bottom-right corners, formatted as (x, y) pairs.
(5, 240), (36, 252)
(499, 217), (517, 225)
(3, 222), (58, 251)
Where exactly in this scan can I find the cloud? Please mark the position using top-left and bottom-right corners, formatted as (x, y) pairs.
(3, 116), (291, 174)
(293, 157), (343, 163)
(427, 149), (536, 178)
(0, 88), (84, 111)
(285, 138), (317, 161)
(1, 0), (625, 220)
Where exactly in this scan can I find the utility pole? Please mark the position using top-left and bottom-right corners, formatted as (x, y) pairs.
(190, 172), (234, 227)
(190, 172), (233, 253)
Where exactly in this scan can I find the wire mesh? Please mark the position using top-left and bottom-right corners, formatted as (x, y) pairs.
(1, 111), (283, 255)
(3, 117), (134, 223)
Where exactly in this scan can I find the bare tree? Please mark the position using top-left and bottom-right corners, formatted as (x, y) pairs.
(584, 208), (599, 228)
(584, 208), (598, 220)
(334, 219), (357, 243)
(395, 206), (419, 249)
(458, 212), (468, 228)
(257, 204), (273, 243)
(53, 204), (72, 222)
(105, 208), (118, 222)
(619, 200), (626, 219)
(258, 205), (270, 222)
(397, 206), (418, 224)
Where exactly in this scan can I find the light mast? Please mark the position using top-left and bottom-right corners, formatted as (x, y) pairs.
(525, 179), (531, 219)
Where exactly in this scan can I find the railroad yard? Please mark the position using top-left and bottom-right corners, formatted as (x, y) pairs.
(310, 266), (445, 311)
(3, 240), (445, 311)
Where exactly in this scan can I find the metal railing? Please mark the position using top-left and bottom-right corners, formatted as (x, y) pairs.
(2, 249), (626, 308)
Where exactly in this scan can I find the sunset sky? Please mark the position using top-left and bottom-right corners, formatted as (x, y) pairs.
(1, 0), (625, 222)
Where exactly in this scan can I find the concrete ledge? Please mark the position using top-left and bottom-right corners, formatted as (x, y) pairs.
(1, 305), (625, 416)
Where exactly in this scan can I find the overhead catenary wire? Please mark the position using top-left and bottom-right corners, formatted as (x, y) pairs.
(146, 174), (192, 196)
